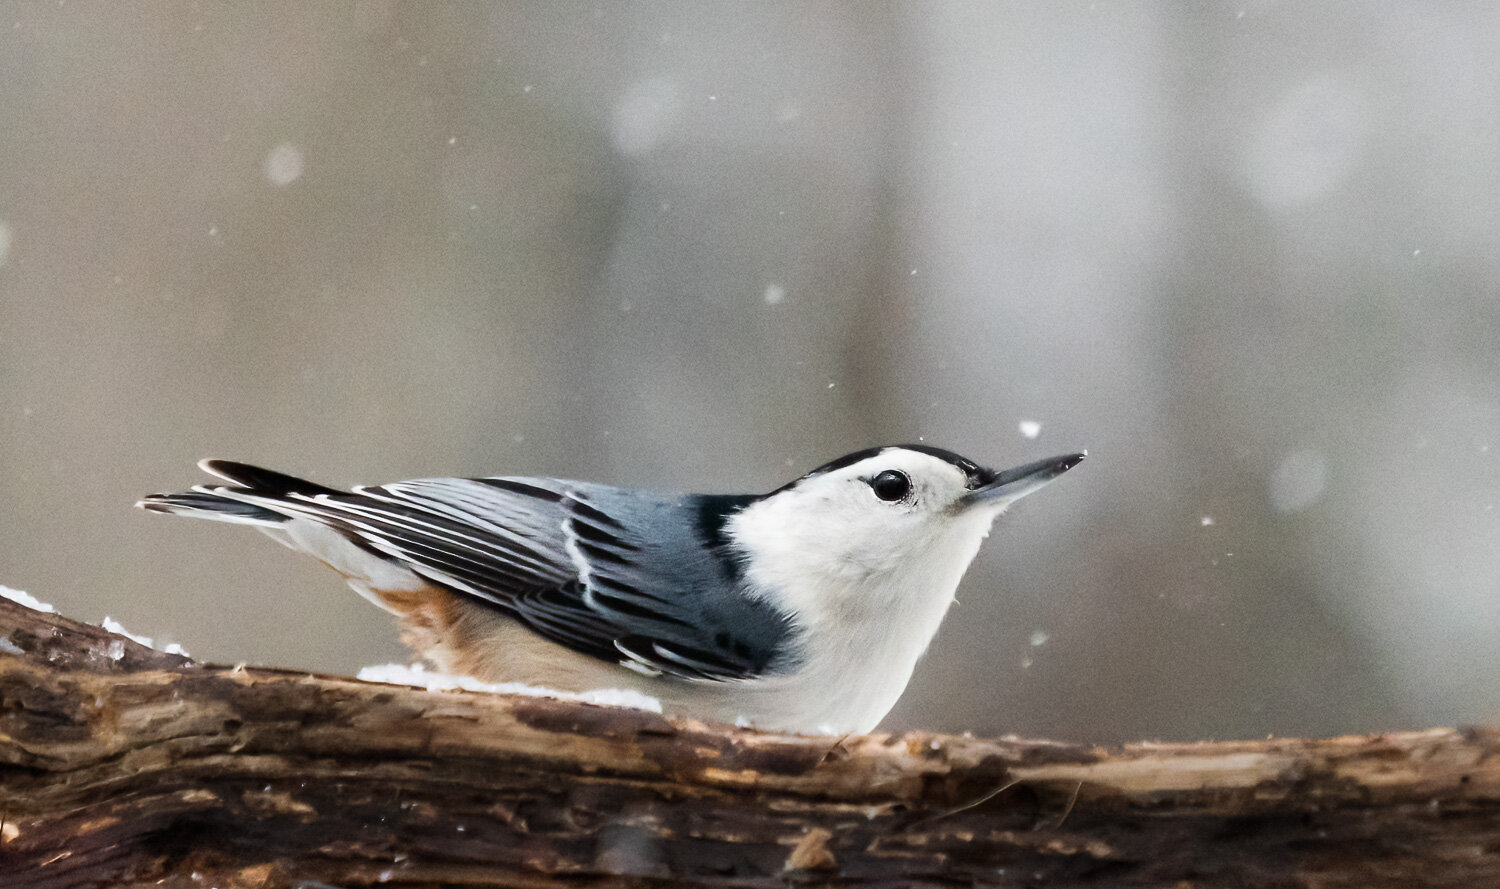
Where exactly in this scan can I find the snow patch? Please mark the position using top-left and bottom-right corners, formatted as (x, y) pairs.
(102, 616), (154, 648)
(0, 586), (54, 613)
(98, 616), (190, 657)
(357, 662), (662, 713)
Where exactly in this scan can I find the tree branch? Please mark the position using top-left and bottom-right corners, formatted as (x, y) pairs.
(1, 598), (1497, 888)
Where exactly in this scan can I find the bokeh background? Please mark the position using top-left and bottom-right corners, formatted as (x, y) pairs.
(3, 2), (1498, 743)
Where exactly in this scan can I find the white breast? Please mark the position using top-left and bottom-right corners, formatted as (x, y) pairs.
(720, 495), (999, 733)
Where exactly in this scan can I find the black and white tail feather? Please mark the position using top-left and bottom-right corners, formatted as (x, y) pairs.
(139, 459), (793, 683)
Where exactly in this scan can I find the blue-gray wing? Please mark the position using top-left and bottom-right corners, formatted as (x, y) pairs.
(365, 478), (794, 681)
(559, 486), (794, 680)
(180, 464), (794, 681)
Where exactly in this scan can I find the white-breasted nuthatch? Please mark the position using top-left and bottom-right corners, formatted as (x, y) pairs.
(139, 445), (1083, 734)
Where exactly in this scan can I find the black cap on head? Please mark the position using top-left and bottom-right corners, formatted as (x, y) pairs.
(773, 444), (997, 495)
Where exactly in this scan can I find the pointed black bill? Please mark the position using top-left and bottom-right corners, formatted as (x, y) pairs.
(960, 452), (1085, 509)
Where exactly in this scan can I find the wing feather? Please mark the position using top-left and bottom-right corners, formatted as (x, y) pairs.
(162, 464), (795, 682)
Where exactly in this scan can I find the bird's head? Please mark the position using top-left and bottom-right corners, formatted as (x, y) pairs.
(726, 446), (1084, 620)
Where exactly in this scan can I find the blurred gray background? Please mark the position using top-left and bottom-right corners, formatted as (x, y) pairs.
(3, 2), (1498, 743)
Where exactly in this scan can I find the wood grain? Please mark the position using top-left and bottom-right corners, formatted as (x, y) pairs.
(1, 598), (1497, 888)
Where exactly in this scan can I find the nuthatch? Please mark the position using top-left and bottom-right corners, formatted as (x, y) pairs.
(140, 446), (1083, 734)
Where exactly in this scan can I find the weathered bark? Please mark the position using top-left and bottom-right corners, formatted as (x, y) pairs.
(0, 598), (1496, 888)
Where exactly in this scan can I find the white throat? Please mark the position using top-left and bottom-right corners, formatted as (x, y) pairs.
(725, 497), (999, 731)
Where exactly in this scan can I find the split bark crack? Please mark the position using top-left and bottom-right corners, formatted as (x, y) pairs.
(1, 598), (1497, 888)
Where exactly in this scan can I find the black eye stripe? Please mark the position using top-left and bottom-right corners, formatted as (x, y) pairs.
(869, 469), (912, 502)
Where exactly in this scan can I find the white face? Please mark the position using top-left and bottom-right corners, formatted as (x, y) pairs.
(720, 446), (1079, 732)
(727, 448), (1007, 621)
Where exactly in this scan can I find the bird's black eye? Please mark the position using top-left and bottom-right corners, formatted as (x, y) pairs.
(870, 469), (912, 502)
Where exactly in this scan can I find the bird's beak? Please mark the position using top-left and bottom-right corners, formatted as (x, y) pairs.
(960, 451), (1086, 510)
